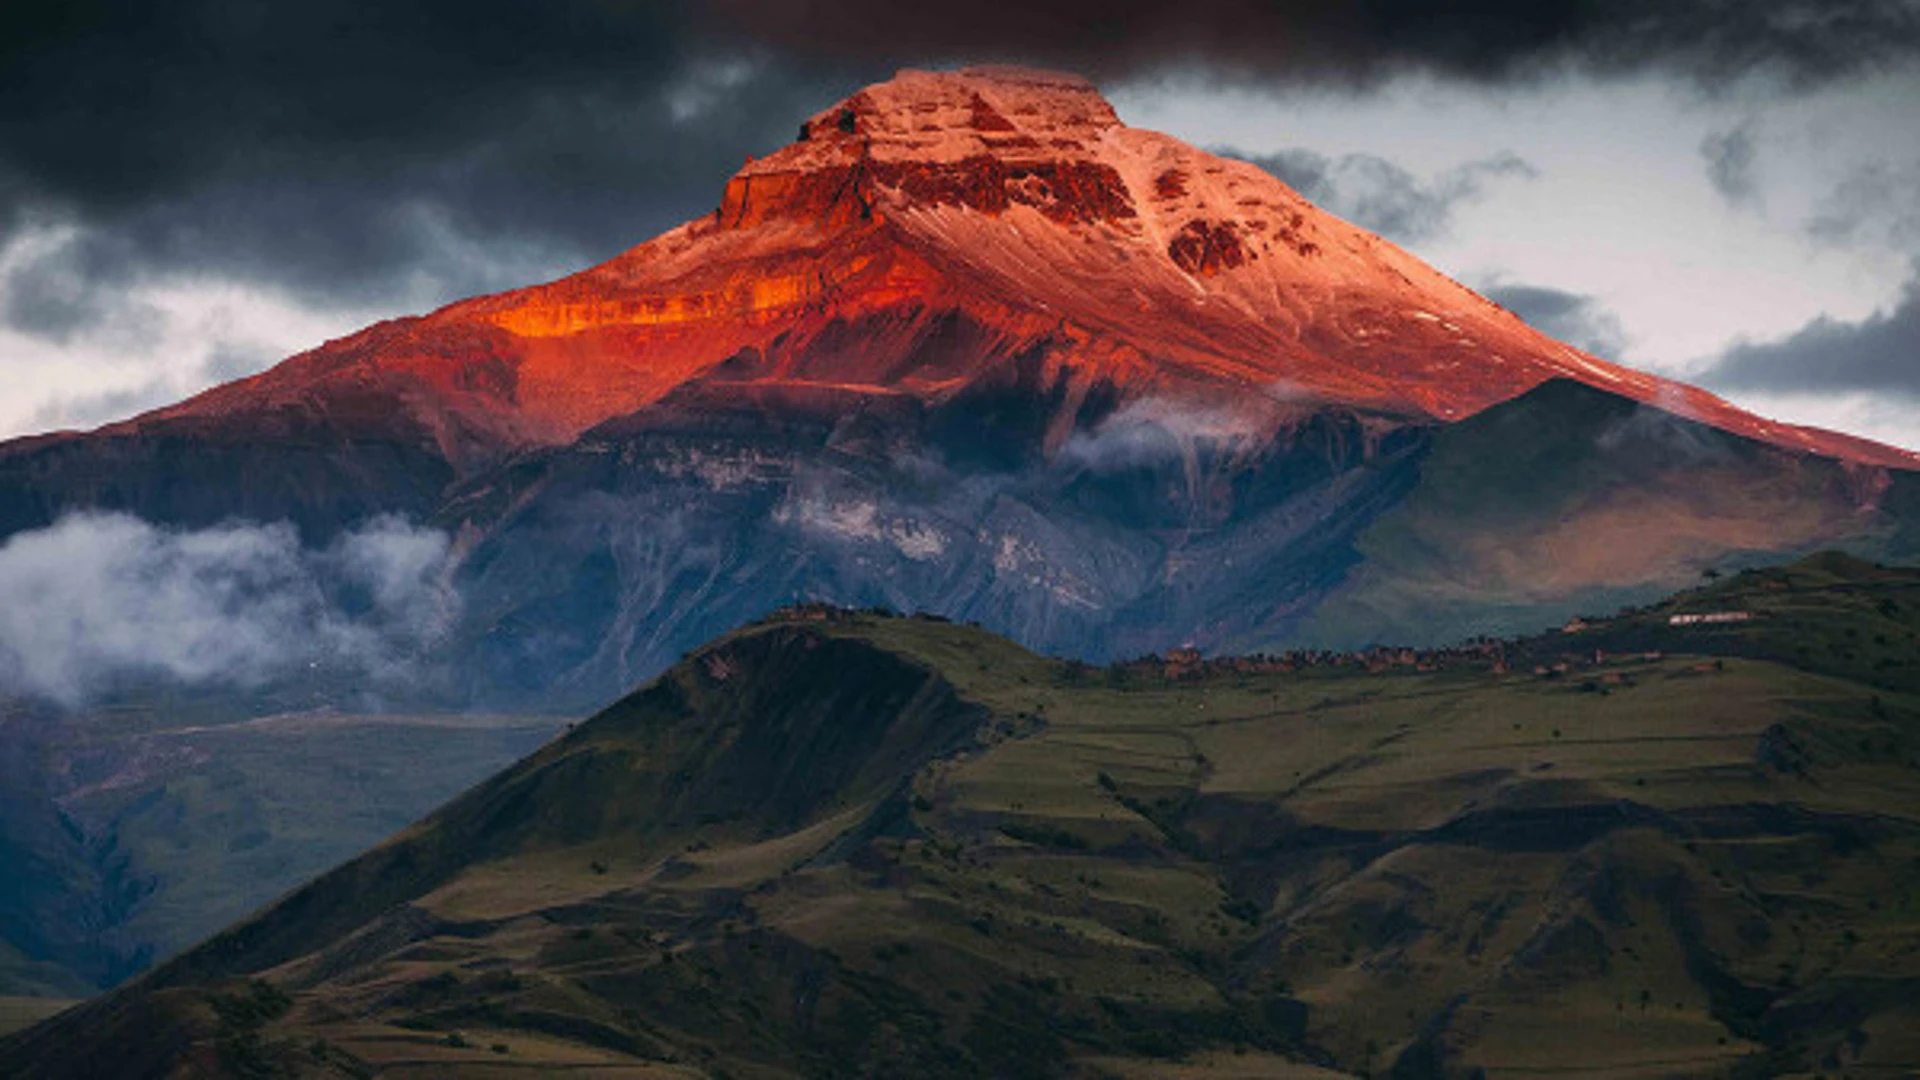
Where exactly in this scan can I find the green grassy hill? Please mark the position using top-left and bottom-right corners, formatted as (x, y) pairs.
(1515, 550), (1920, 694)
(7, 556), (1920, 1078)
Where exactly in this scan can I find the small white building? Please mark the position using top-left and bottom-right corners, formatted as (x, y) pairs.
(1667, 611), (1753, 626)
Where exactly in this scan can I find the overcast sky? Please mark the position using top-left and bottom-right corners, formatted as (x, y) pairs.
(3, 1), (1917, 450)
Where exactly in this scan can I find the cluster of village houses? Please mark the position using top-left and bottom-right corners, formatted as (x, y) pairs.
(765, 601), (1752, 684)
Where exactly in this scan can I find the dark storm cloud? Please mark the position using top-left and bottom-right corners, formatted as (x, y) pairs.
(28, 378), (178, 432)
(1704, 268), (1920, 396)
(1807, 160), (1920, 251)
(711, 0), (1920, 87)
(1483, 283), (1631, 360)
(1700, 122), (1761, 207)
(201, 343), (276, 384)
(1230, 147), (1535, 245)
(0, 2), (874, 323)
(0, 233), (158, 345)
(4, 0), (1917, 350)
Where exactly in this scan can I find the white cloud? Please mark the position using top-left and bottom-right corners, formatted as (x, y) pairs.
(0, 513), (457, 706)
(0, 222), (404, 440)
(1059, 395), (1273, 468)
(1713, 390), (1920, 454)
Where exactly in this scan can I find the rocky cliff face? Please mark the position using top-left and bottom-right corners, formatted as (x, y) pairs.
(1, 65), (1915, 709)
(444, 392), (1428, 705)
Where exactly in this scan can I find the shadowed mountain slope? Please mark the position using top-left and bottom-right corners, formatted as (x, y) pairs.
(1294, 379), (1920, 650)
(0, 706), (565, 1000)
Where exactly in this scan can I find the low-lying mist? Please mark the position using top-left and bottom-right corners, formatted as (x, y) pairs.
(0, 512), (458, 707)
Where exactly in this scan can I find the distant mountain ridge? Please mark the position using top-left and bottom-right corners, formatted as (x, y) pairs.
(1, 65), (1916, 709)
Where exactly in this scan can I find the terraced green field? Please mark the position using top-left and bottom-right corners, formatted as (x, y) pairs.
(6, 555), (1919, 1078)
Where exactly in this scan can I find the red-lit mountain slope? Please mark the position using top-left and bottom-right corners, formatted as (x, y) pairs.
(111, 66), (1918, 472)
